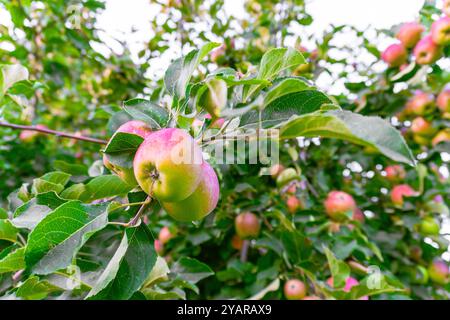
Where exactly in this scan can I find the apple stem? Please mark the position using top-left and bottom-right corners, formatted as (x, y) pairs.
(240, 240), (250, 262)
(126, 196), (152, 227)
(0, 121), (107, 144)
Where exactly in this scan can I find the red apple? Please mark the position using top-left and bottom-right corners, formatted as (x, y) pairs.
(324, 191), (356, 221)
(408, 92), (435, 115)
(158, 226), (173, 245)
(231, 234), (244, 250)
(437, 89), (450, 113)
(411, 117), (435, 136)
(428, 259), (449, 285)
(235, 212), (260, 239)
(432, 129), (450, 146)
(391, 184), (416, 206)
(431, 17), (450, 46)
(154, 239), (164, 255)
(385, 165), (406, 182)
(326, 276), (368, 299)
(413, 35), (442, 65)
(397, 22), (424, 48)
(381, 43), (407, 67)
(284, 279), (306, 300)
(286, 195), (302, 214)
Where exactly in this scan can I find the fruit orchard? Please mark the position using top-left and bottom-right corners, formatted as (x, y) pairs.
(0, 0), (449, 301)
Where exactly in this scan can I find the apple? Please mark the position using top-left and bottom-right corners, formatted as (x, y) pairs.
(409, 245), (422, 262)
(391, 184), (416, 206)
(276, 168), (300, 187)
(410, 117), (435, 136)
(381, 43), (407, 67)
(385, 165), (406, 182)
(133, 128), (204, 202)
(286, 195), (302, 214)
(270, 163), (285, 179)
(432, 129), (450, 146)
(431, 17), (450, 46)
(326, 276), (368, 299)
(324, 191), (356, 221)
(103, 120), (152, 186)
(231, 234), (244, 250)
(413, 35), (442, 65)
(418, 217), (440, 236)
(286, 183), (297, 194)
(408, 92), (435, 115)
(158, 226), (173, 245)
(235, 212), (261, 239)
(437, 89), (450, 113)
(397, 22), (424, 48)
(19, 124), (48, 143)
(200, 78), (228, 117)
(161, 161), (219, 221)
(444, 0), (450, 16)
(428, 259), (449, 285)
(154, 239), (164, 255)
(410, 265), (429, 285)
(284, 279), (306, 300)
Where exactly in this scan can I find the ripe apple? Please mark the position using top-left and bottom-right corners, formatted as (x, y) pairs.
(134, 128), (204, 202)
(428, 259), (449, 285)
(391, 184), (416, 206)
(324, 191), (356, 221)
(385, 165), (406, 183)
(410, 117), (435, 136)
(161, 161), (219, 221)
(231, 234), (244, 250)
(431, 17), (450, 46)
(154, 239), (164, 255)
(158, 226), (174, 245)
(103, 120), (152, 186)
(235, 212), (261, 239)
(397, 22), (424, 48)
(432, 129), (450, 146)
(269, 163), (285, 179)
(284, 279), (306, 300)
(408, 92), (435, 115)
(413, 35), (442, 65)
(437, 89), (450, 113)
(286, 195), (302, 214)
(418, 217), (440, 236)
(200, 78), (228, 117)
(381, 43), (407, 67)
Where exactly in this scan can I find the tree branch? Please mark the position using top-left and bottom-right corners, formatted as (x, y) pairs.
(0, 121), (107, 145)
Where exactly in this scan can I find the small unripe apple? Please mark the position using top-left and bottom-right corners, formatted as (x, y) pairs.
(431, 17), (450, 46)
(324, 191), (356, 221)
(235, 212), (260, 239)
(381, 43), (407, 67)
(201, 78), (228, 117)
(284, 279), (306, 300)
(432, 129), (450, 146)
(428, 259), (449, 285)
(158, 226), (173, 245)
(408, 92), (435, 115)
(413, 35), (442, 65)
(134, 128), (203, 202)
(419, 217), (440, 236)
(231, 234), (244, 250)
(270, 163), (285, 179)
(437, 89), (450, 113)
(103, 120), (152, 186)
(286, 195), (302, 214)
(397, 22), (424, 48)
(276, 168), (300, 187)
(410, 117), (435, 136)
(385, 165), (406, 183)
(161, 161), (219, 221)
(154, 239), (164, 255)
(391, 184), (416, 206)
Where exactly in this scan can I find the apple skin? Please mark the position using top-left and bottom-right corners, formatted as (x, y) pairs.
(391, 184), (416, 206)
(269, 163), (285, 179)
(397, 22), (424, 48)
(413, 35), (442, 65)
(408, 92), (435, 115)
(235, 212), (261, 239)
(133, 128), (203, 202)
(437, 89), (450, 113)
(284, 279), (306, 300)
(385, 165), (406, 183)
(231, 234), (244, 250)
(158, 226), (173, 245)
(431, 17), (450, 46)
(154, 239), (164, 255)
(103, 120), (152, 186)
(428, 259), (449, 285)
(381, 43), (407, 67)
(324, 191), (356, 221)
(161, 161), (219, 222)
(286, 195), (302, 214)
(410, 117), (435, 136)
(432, 129), (450, 146)
(444, 0), (450, 16)
(419, 217), (440, 236)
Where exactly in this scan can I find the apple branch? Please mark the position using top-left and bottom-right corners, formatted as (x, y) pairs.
(0, 121), (107, 145)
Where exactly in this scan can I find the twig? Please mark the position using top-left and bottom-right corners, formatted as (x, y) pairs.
(0, 121), (107, 145)
(240, 240), (250, 262)
(126, 196), (152, 227)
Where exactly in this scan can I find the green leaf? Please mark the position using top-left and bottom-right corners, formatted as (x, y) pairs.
(25, 201), (109, 275)
(164, 42), (220, 98)
(0, 208), (8, 219)
(31, 179), (65, 195)
(39, 171), (71, 186)
(281, 231), (311, 265)
(53, 160), (88, 177)
(123, 98), (169, 129)
(280, 110), (415, 166)
(60, 183), (87, 200)
(15, 276), (59, 300)
(248, 278), (280, 300)
(347, 274), (405, 299)
(324, 247), (350, 289)
(171, 257), (214, 284)
(79, 175), (134, 202)
(144, 257), (170, 287)
(104, 132), (144, 154)
(0, 247), (25, 274)
(86, 223), (157, 300)
(0, 64), (29, 95)
(12, 191), (67, 229)
(0, 220), (18, 242)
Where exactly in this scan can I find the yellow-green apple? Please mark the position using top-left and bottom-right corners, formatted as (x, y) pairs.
(428, 259), (449, 285)
(391, 184), (416, 206)
(284, 279), (306, 300)
(133, 128), (203, 201)
(413, 35), (442, 65)
(432, 129), (450, 146)
(397, 22), (424, 48)
(410, 117), (435, 136)
(408, 92), (435, 115)
(103, 120), (152, 186)
(385, 165), (406, 182)
(200, 78), (228, 117)
(161, 161), (219, 221)
(158, 226), (174, 244)
(437, 89), (450, 113)
(431, 17), (450, 45)
(276, 168), (300, 187)
(381, 43), (407, 67)
(286, 195), (303, 214)
(324, 191), (356, 221)
(419, 217), (440, 236)
(235, 212), (260, 239)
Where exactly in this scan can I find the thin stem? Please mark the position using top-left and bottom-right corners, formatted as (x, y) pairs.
(240, 240), (250, 262)
(126, 196), (152, 227)
(0, 121), (107, 145)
